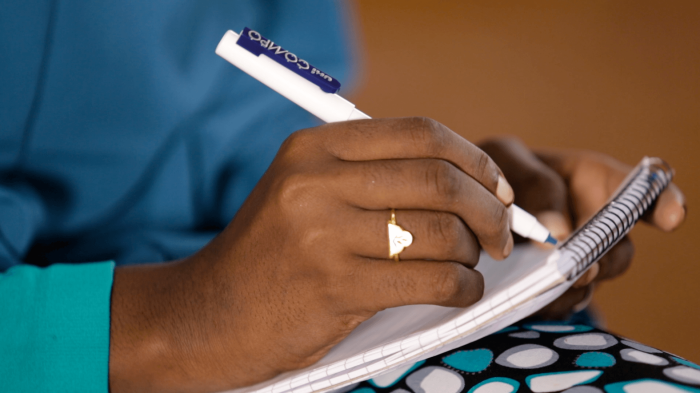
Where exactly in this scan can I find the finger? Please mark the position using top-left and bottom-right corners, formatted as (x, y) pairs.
(572, 284), (595, 314)
(349, 258), (485, 311)
(595, 236), (635, 282)
(650, 182), (686, 232)
(313, 117), (515, 205)
(536, 211), (573, 245)
(347, 209), (481, 268)
(479, 137), (573, 241)
(536, 148), (686, 231)
(334, 159), (513, 260)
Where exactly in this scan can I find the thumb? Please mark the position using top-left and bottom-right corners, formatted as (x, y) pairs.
(536, 210), (573, 243)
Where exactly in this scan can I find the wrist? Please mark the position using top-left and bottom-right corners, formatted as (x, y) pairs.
(108, 240), (280, 393)
(109, 261), (191, 392)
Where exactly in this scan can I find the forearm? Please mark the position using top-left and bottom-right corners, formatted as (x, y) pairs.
(109, 263), (187, 393)
(109, 258), (249, 393)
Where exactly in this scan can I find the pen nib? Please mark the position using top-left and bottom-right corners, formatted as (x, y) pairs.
(545, 234), (558, 246)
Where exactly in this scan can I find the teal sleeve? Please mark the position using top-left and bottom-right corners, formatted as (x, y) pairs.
(0, 262), (115, 392)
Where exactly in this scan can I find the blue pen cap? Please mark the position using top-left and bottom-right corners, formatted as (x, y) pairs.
(236, 27), (342, 94)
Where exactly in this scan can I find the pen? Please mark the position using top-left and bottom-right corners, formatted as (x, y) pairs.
(216, 28), (558, 246)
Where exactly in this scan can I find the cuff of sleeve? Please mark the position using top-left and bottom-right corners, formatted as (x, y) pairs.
(0, 261), (115, 392)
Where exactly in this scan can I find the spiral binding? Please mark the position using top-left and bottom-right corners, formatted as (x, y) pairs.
(557, 157), (673, 279)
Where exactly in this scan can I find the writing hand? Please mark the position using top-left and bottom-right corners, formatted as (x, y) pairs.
(108, 118), (515, 393)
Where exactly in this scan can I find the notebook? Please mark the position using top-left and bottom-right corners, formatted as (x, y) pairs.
(227, 157), (673, 393)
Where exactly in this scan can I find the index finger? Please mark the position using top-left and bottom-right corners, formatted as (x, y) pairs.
(536, 148), (686, 232)
(311, 117), (515, 206)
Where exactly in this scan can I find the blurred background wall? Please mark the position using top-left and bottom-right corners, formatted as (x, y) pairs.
(349, 0), (700, 360)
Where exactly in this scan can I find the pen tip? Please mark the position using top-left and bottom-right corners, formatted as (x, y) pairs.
(545, 234), (558, 246)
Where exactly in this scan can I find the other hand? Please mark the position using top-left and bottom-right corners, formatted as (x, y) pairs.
(479, 137), (686, 319)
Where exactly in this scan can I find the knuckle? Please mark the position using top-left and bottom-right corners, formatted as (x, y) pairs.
(426, 160), (460, 201)
(474, 150), (492, 183)
(495, 202), (510, 231)
(369, 160), (397, 187)
(395, 277), (419, 307)
(280, 129), (312, 154)
(431, 265), (463, 303)
(484, 202), (509, 241)
(275, 171), (317, 208)
(404, 117), (446, 154)
(298, 227), (329, 253)
(277, 129), (324, 164)
(430, 212), (462, 249)
(464, 242), (481, 268)
(476, 149), (502, 193)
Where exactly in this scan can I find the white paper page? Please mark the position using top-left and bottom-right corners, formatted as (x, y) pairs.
(321, 245), (553, 365)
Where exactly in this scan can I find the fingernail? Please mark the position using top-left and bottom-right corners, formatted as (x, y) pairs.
(668, 203), (686, 228)
(503, 235), (514, 257)
(660, 182), (687, 230)
(656, 201), (685, 232)
(536, 211), (572, 241)
(496, 175), (515, 206)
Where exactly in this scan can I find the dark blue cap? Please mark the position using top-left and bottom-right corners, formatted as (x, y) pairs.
(236, 27), (342, 94)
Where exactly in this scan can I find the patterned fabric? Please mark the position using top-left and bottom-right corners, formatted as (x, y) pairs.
(340, 322), (700, 393)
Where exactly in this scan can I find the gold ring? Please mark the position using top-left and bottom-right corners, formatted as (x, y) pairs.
(388, 209), (413, 262)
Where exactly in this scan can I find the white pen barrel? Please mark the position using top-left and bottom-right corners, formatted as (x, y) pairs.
(216, 31), (369, 123)
(217, 30), (553, 245)
(509, 205), (550, 243)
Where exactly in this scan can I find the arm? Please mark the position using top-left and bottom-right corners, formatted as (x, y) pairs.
(0, 262), (114, 392)
(0, 179), (115, 392)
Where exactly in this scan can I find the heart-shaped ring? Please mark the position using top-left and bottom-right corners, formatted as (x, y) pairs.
(388, 209), (413, 262)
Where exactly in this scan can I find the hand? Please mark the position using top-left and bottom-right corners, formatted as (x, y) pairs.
(108, 118), (516, 393)
(479, 137), (686, 319)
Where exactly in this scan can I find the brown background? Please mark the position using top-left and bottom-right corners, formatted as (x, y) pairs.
(349, 1), (700, 360)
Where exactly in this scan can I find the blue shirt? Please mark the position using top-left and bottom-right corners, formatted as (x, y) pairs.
(0, 1), (354, 390)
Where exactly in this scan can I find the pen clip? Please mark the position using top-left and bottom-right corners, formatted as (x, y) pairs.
(236, 27), (342, 94)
